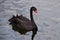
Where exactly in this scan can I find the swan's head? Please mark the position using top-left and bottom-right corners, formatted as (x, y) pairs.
(31, 6), (38, 14)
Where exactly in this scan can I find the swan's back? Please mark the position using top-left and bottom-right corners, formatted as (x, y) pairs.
(16, 15), (30, 22)
(16, 15), (34, 31)
(9, 15), (35, 31)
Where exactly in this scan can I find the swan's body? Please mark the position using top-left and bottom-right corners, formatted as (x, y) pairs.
(8, 7), (38, 40)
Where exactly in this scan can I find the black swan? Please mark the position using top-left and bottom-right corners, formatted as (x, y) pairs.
(8, 7), (38, 40)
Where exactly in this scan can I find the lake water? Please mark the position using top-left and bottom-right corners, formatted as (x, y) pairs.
(0, 0), (60, 40)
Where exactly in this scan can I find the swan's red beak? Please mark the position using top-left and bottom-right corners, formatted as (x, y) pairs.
(34, 10), (38, 15)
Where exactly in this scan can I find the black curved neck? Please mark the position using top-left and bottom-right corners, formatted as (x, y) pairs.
(30, 9), (34, 22)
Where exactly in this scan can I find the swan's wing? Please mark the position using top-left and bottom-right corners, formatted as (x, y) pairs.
(17, 15), (30, 22)
(16, 18), (34, 31)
